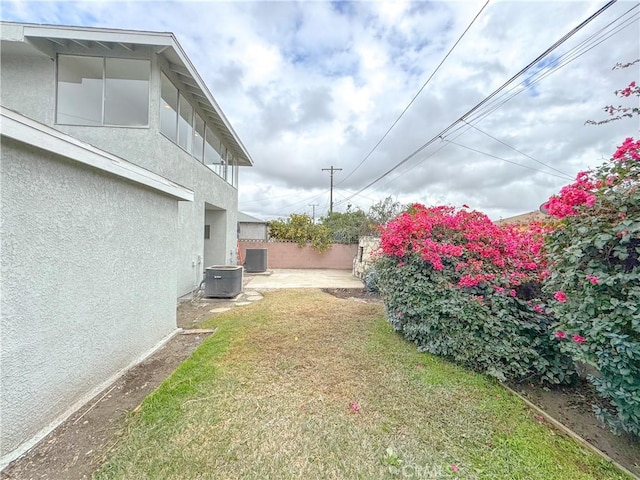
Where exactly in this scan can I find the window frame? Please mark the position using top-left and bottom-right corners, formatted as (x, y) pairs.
(55, 54), (151, 128)
(160, 70), (236, 185)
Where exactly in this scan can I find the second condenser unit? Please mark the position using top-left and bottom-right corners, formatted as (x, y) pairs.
(244, 248), (268, 273)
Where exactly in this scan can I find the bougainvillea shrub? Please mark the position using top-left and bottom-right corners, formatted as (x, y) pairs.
(543, 136), (640, 436)
(375, 205), (576, 384)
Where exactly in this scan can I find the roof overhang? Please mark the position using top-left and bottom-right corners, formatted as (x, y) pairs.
(1, 21), (253, 167)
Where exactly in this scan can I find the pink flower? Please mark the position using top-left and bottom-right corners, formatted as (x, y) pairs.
(450, 464), (459, 473)
(555, 331), (567, 339)
(573, 334), (586, 344)
(510, 289), (517, 297)
(585, 274), (599, 285)
(554, 291), (567, 303)
(349, 401), (360, 412)
(532, 304), (544, 314)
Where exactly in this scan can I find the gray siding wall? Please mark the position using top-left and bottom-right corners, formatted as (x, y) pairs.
(0, 49), (239, 297)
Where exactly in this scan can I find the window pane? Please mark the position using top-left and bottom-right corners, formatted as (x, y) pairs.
(228, 153), (236, 187)
(57, 55), (103, 125)
(177, 93), (193, 151)
(104, 58), (150, 126)
(233, 163), (239, 188)
(220, 145), (228, 180)
(193, 113), (205, 161)
(204, 126), (223, 177)
(160, 73), (178, 141)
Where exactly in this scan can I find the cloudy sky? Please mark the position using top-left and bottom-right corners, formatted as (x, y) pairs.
(2, 1), (639, 221)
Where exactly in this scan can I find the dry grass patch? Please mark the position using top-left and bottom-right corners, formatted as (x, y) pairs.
(95, 289), (630, 480)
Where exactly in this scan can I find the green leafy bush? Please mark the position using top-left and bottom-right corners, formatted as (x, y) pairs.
(375, 205), (576, 385)
(362, 267), (379, 294)
(267, 213), (331, 252)
(543, 136), (640, 436)
(320, 208), (373, 244)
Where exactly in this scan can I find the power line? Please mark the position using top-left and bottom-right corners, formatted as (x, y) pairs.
(241, 190), (314, 204)
(460, 120), (572, 177)
(336, 4), (636, 205)
(242, 189), (326, 215)
(457, 4), (639, 127)
(443, 139), (574, 180)
(435, 6), (637, 156)
(338, 0), (618, 204)
(337, 0), (491, 186)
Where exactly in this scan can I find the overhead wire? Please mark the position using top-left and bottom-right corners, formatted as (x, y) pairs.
(437, 5), (638, 152)
(442, 139), (575, 180)
(337, 0), (491, 186)
(337, 0), (620, 205)
(458, 4), (639, 127)
(241, 190), (320, 204)
(460, 121), (573, 177)
(438, 8), (638, 147)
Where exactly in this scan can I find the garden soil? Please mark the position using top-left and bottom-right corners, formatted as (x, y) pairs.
(2, 288), (638, 479)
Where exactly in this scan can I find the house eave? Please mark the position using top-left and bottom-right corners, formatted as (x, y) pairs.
(1, 106), (195, 202)
(1, 21), (254, 168)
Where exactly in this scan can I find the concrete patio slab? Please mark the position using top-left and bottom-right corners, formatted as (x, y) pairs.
(244, 269), (363, 290)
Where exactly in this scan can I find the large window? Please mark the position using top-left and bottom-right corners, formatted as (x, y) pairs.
(160, 74), (178, 142)
(161, 72), (234, 184)
(57, 55), (149, 126)
(193, 113), (205, 162)
(204, 125), (224, 177)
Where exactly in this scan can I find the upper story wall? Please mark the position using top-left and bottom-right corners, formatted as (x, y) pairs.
(0, 26), (245, 203)
(0, 54), (56, 124)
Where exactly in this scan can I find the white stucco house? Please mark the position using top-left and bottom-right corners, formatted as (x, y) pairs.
(0, 22), (253, 467)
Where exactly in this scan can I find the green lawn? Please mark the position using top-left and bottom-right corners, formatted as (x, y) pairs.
(94, 289), (630, 479)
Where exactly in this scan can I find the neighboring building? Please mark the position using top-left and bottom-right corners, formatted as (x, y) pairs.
(494, 210), (547, 226)
(238, 212), (268, 241)
(0, 22), (252, 467)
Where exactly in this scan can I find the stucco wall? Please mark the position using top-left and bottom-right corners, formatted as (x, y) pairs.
(0, 48), (239, 297)
(239, 223), (268, 241)
(0, 139), (180, 460)
(0, 54), (55, 125)
(239, 241), (358, 269)
(204, 208), (228, 270)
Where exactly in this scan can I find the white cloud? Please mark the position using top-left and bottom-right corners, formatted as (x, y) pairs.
(2, 0), (638, 221)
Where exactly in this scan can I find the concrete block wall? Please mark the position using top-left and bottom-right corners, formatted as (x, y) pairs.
(239, 241), (358, 270)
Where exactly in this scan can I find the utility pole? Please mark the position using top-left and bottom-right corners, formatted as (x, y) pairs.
(308, 203), (319, 223)
(322, 165), (342, 214)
